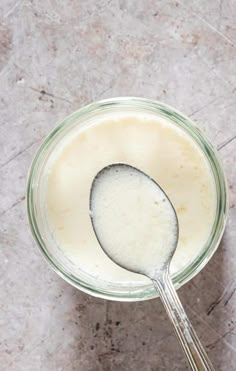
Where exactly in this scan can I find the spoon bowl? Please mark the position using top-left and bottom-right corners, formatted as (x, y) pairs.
(90, 163), (179, 280)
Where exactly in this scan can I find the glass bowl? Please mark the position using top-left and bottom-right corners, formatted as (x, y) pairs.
(27, 97), (228, 301)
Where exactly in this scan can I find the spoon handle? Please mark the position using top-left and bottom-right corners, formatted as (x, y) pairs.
(153, 273), (215, 371)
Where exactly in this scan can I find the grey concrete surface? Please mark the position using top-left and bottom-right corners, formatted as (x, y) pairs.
(0, 1), (236, 370)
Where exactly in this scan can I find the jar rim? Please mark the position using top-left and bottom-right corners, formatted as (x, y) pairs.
(27, 97), (228, 301)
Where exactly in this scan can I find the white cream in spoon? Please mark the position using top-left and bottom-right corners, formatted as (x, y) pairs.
(90, 164), (178, 279)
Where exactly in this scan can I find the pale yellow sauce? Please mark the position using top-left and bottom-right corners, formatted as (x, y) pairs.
(46, 113), (216, 284)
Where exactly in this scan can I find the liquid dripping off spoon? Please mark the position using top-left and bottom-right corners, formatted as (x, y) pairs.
(90, 164), (215, 371)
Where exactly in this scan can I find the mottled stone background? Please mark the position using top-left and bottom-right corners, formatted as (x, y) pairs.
(0, 1), (236, 370)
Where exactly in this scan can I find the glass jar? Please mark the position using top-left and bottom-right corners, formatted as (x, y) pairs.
(27, 97), (228, 301)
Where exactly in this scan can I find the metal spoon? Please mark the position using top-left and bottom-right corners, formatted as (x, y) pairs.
(90, 163), (215, 371)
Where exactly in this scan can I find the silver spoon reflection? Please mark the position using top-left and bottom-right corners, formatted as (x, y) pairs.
(90, 164), (215, 371)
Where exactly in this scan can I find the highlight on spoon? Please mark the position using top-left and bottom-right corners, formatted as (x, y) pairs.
(89, 163), (179, 279)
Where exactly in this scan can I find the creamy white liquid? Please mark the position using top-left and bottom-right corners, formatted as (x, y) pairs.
(90, 164), (178, 279)
(46, 112), (216, 285)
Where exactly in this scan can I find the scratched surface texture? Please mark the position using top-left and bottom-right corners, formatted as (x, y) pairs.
(0, 1), (236, 370)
